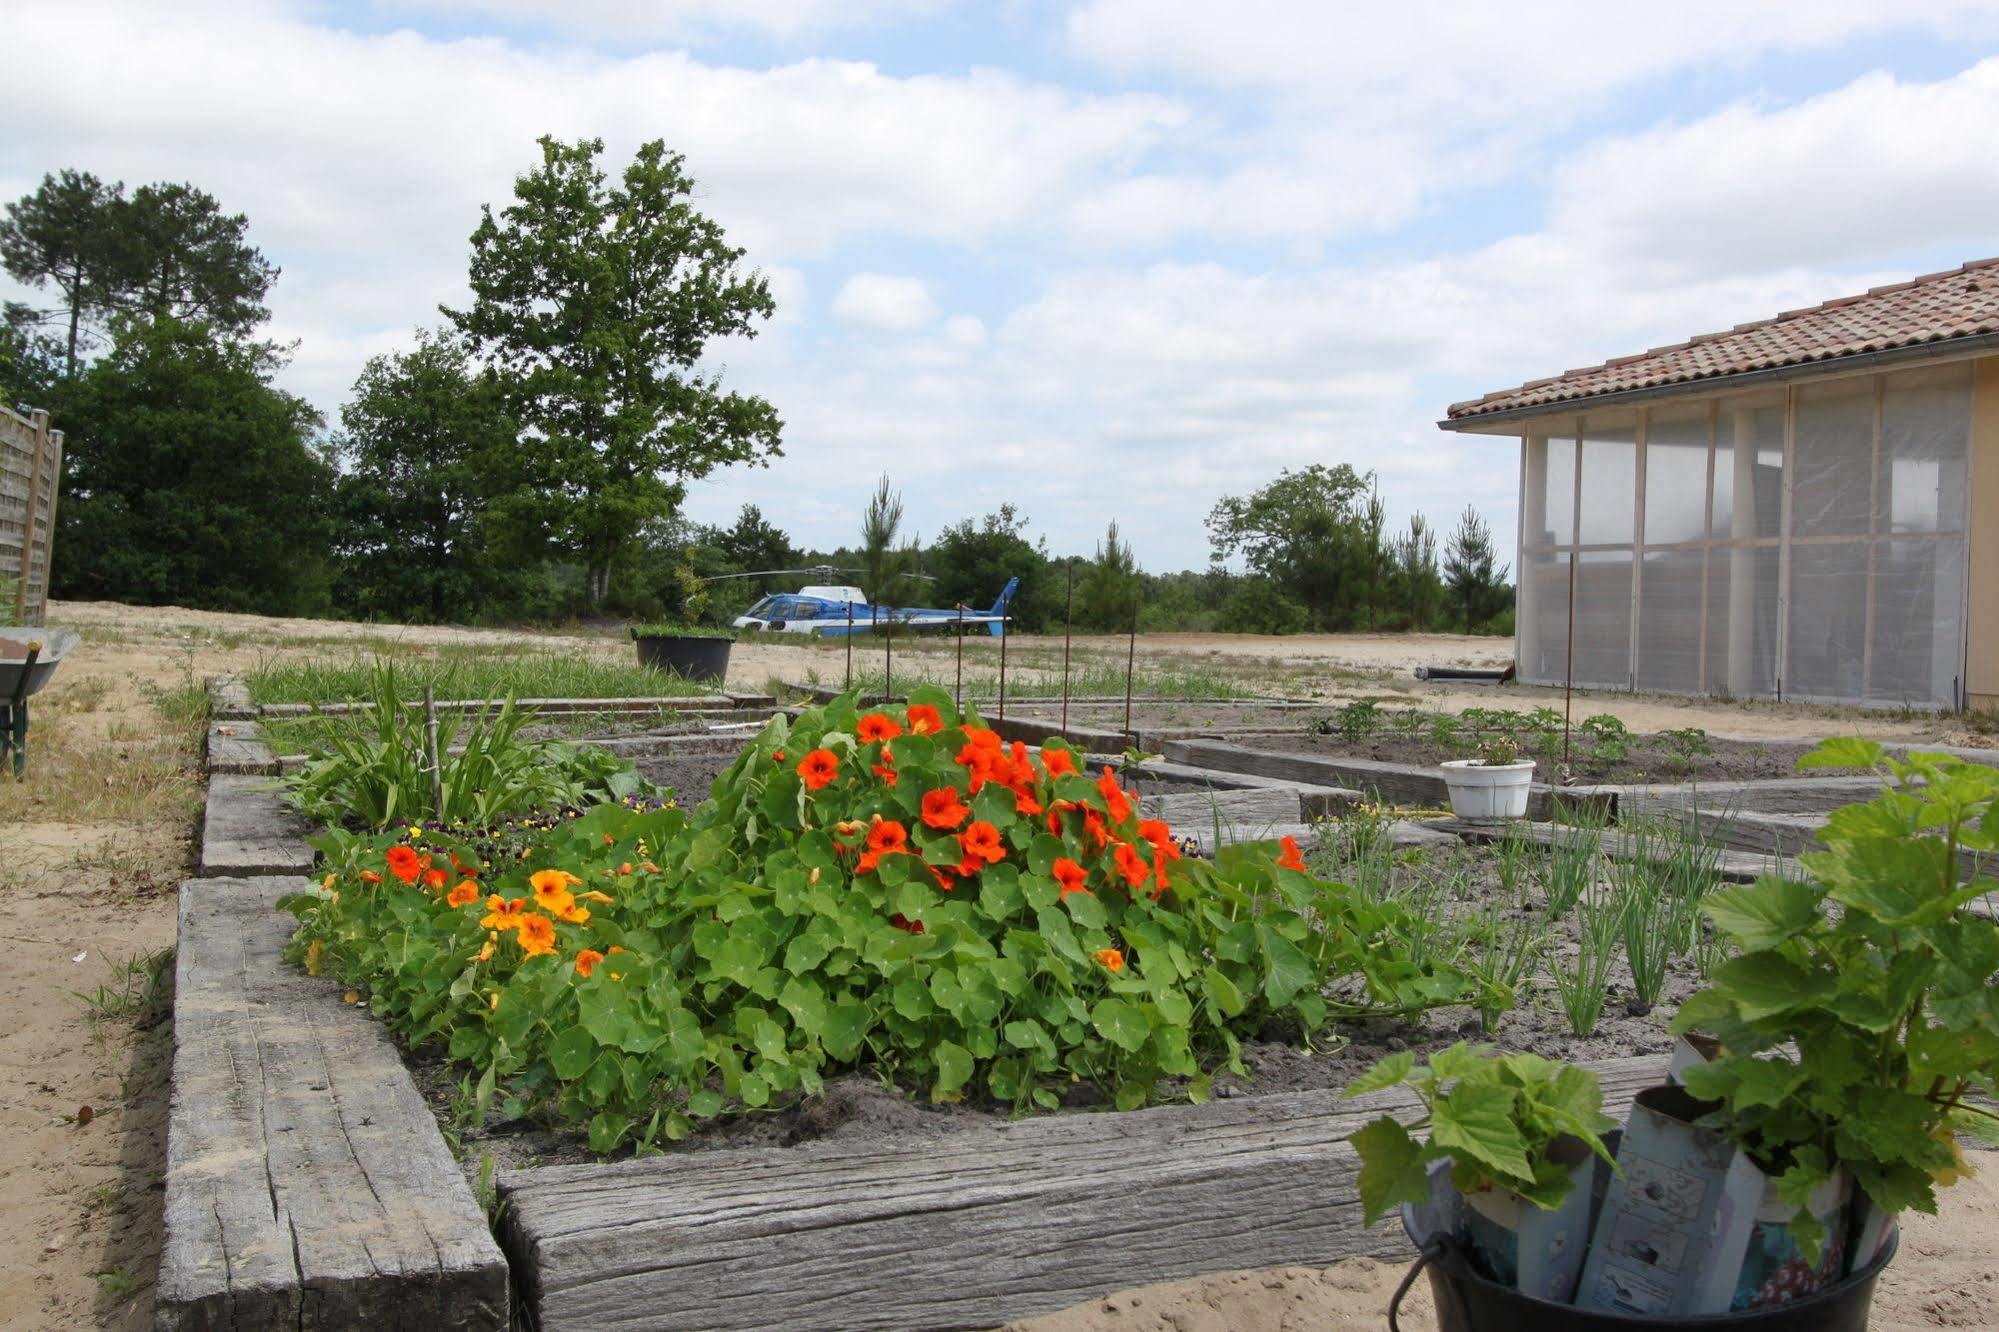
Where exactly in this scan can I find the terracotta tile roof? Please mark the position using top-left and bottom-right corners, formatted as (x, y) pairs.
(1445, 258), (1999, 422)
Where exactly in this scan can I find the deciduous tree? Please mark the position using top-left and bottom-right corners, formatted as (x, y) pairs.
(447, 136), (783, 607)
(1205, 463), (1375, 630)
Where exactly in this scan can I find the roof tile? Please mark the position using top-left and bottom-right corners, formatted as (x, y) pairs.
(1447, 259), (1999, 420)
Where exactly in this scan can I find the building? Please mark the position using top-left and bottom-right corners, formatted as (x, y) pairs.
(1440, 260), (1999, 712)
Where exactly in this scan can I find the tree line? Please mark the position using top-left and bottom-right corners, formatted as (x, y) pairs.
(1, 141), (1511, 636)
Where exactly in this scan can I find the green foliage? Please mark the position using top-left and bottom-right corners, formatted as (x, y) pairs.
(1, 169), (130, 375)
(332, 328), (520, 622)
(1578, 713), (1631, 767)
(447, 136), (783, 607)
(53, 316), (335, 615)
(1325, 699), (1382, 744)
(1465, 913), (1547, 1034)
(1078, 520), (1142, 631)
(1393, 513), (1444, 630)
(1442, 505), (1512, 634)
(929, 504), (1049, 633)
(1553, 880), (1624, 1036)
(1346, 1043), (1616, 1225)
(1216, 575), (1308, 635)
(245, 652), (707, 706)
(1206, 463), (1377, 631)
(286, 692), (1476, 1152)
(629, 623), (735, 640)
(1670, 740), (1999, 1257)
(1658, 726), (1712, 774)
(281, 665), (654, 828)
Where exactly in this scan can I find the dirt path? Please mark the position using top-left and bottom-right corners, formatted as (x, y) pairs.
(7, 600), (1994, 1328)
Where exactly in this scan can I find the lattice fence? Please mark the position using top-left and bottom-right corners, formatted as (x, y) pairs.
(1, 405), (64, 627)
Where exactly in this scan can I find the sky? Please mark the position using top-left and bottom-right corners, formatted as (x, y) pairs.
(10, 1), (1999, 575)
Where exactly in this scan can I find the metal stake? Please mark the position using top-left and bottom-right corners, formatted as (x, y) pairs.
(998, 603), (1009, 722)
(423, 685), (445, 818)
(1123, 598), (1139, 740)
(955, 606), (965, 714)
(1563, 550), (1578, 778)
(1061, 562), (1074, 733)
(845, 602), (853, 690)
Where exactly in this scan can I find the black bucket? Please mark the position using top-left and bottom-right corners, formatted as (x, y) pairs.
(633, 634), (733, 685)
(1390, 1225), (1897, 1332)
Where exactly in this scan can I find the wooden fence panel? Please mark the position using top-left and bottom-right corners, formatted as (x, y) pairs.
(0, 405), (63, 626)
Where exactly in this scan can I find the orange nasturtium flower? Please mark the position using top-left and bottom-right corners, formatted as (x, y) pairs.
(422, 865), (449, 890)
(515, 913), (558, 957)
(1041, 746), (1077, 779)
(1052, 857), (1090, 899)
(1097, 767), (1133, 823)
(920, 787), (970, 830)
(385, 844), (423, 883)
(872, 751), (899, 787)
(446, 881), (480, 908)
(574, 948), (606, 978)
(905, 703), (944, 735)
(359, 870), (382, 884)
(798, 748), (840, 791)
(959, 821), (1005, 866)
(866, 819), (910, 855)
(1112, 841), (1151, 891)
(1093, 948), (1125, 973)
(480, 896), (527, 931)
(857, 712), (903, 743)
(1277, 835), (1307, 872)
(530, 868), (582, 914)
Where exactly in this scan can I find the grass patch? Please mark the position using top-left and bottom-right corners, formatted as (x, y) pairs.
(245, 653), (713, 706)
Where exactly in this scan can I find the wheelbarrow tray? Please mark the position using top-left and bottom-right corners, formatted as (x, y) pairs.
(0, 628), (79, 700)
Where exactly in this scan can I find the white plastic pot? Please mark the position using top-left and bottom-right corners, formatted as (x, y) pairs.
(1440, 759), (1536, 822)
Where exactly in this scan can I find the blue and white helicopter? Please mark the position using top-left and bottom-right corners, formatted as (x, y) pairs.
(715, 566), (1019, 637)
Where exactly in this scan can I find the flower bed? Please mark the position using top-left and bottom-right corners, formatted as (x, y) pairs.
(286, 689), (1475, 1153)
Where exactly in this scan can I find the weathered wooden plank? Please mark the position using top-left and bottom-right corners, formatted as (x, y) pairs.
(1140, 786), (1303, 828)
(205, 721), (279, 776)
(990, 712), (1136, 753)
(159, 877), (508, 1331)
(1101, 756), (1360, 817)
(206, 674), (256, 722)
(256, 696), (742, 718)
(199, 775), (316, 877)
(1427, 818), (1800, 883)
(1164, 740), (1455, 809)
(500, 1055), (1664, 1331)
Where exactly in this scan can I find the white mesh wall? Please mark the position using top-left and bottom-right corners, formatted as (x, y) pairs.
(1636, 546), (1705, 692)
(1880, 363), (1971, 534)
(1705, 544), (1781, 698)
(1712, 393), (1786, 540)
(1787, 542), (1870, 700)
(1644, 404), (1711, 546)
(1867, 539), (1965, 707)
(1571, 551), (1634, 688)
(1792, 378), (1875, 537)
(1579, 418), (1637, 545)
(1519, 549), (1572, 683)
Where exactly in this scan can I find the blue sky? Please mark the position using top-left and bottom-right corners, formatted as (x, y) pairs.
(10, 1), (1999, 576)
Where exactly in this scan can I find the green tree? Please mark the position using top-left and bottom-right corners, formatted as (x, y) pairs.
(1394, 512), (1442, 630)
(929, 503), (1049, 631)
(1078, 519), (1141, 631)
(54, 317), (334, 613)
(1216, 575), (1308, 634)
(447, 135), (783, 606)
(0, 170), (130, 377)
(859, 473), (921, 609)
(1443, 505), (1511, 633)
(331, 329), (517, 621)
(0, 304), (63, 413)
(714, 503), (795, 576)
(1205, 464), (1375, 630)
(120, 182), (278, 333)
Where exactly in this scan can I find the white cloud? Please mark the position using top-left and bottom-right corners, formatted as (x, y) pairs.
(832, 273), (937, 331)
(373, 0), (951, 42)
(1548, 59), (1999, 278)
(942, 314), (985, 347)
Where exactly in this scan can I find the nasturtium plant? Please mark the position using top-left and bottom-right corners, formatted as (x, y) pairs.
(1345, 1042), (1616, 1225)
(1670, 740), (1999, 1258)
(284, 688), (1473, 1153)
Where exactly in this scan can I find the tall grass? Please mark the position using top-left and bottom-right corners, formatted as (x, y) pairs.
(246, 653), (710, 706)
(1554, 880), (1626, 1037)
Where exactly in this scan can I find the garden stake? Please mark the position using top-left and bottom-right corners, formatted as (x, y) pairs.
(1123, 600), (1138, 739)
(1061, 562), (1074, 732)
(997, 601), (1008, 721)
(1562, 549), (1577, 776)
(954, 605), (965, 713)
(883, 604), (892, 701)
(844, 604), (853, 690)
(423, 685), (444, 817)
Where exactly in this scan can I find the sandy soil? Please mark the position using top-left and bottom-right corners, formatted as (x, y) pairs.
(8, 600), (1997, 1329)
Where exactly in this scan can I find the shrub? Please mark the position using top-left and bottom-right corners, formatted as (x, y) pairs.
(287, 689), (1473, 1152)
(1578, 713), (1630, 766)
(280, 664), (654, 828)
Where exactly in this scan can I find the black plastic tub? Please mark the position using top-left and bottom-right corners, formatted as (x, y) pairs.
(633, 634), (733, 685)
(1393, 1209), (1896, 1332)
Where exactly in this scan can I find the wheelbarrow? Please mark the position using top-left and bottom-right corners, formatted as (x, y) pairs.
(0, 628), (78, 779)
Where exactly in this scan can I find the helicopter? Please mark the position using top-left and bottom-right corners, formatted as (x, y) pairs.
(706, 565), (1019, 636)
